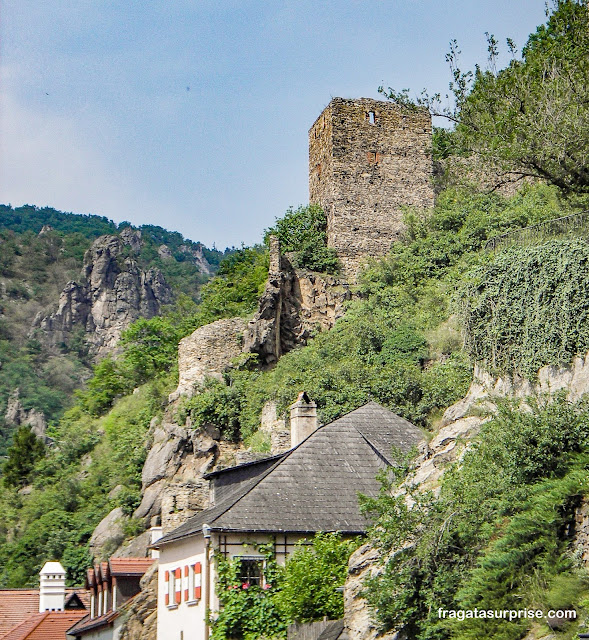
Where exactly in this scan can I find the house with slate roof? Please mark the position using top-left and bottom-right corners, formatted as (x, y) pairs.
(152, 394), (423, 640)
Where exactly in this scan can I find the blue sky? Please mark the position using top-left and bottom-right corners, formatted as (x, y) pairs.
(1, 1), (547, 249)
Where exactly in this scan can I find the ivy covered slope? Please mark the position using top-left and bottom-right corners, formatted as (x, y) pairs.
(0, 205), (227, 455)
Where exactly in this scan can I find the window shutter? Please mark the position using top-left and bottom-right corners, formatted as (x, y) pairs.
(175, 568), (182, 604)
(184, 566), (189, 600)
(164, 571), (170, 606)
(194, 562), (202, 600)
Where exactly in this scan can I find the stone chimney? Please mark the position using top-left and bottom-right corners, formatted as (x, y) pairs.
(39, 561), (66, 612)
(290, 392), (318, 447)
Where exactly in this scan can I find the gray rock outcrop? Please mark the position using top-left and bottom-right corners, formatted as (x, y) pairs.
(179, 243), (212, 276)
(133, 418), (223, 532)
(441, 355), (589, 427)
(171, 317), (247, 399)
(89, 506), (128, 560)
(34, 232), (172, 358)
(157, 245), (173, 260)
(4, 388), (49, 442)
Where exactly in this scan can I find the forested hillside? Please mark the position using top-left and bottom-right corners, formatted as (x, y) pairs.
(0, 205), (227, 455)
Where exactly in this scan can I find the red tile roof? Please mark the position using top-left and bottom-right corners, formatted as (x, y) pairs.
(0, 589), (89, 640)
(0, 591), (40, 639)
(2, 611), (87, 640)
(108, 558), (154, 576)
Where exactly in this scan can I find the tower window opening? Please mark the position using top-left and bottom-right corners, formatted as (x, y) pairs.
(367, 111), (376, 125)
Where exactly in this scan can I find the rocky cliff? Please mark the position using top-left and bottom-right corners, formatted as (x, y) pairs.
(4, 388), (49, 442)
(243, 236), (355, 366)
(171, 317), (247, 400)
(34, 232), (172, 358)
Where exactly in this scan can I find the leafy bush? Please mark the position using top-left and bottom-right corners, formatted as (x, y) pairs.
(275, 533), (360, 624)
(212, 534), (359, 640)
(265, 205), (339, 274)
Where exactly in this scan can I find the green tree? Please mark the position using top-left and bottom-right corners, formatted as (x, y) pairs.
(265, 205), (339, 274)
(383, 1), (589, 193)
(2, 426), (45, 487)
(275, 533), (360, 623)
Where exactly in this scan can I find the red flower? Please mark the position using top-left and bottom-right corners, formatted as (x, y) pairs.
(263, 584), (272, 590)
(241, 583), (250, 589)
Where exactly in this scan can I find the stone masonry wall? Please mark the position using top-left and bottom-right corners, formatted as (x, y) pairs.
(171, 317), (247, 399)
(309, 97), (434, 279)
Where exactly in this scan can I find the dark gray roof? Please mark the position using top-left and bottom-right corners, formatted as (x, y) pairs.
(156, 402), (423, 546)
(203, 453), (285, 479)
(317, 620), (346, 640)
(328, 401), (422, 463)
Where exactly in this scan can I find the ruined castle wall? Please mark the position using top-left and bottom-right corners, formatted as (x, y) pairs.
(309, 98), (434, 279)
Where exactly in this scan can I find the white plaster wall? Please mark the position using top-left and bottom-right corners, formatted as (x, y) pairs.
(157, 532), (312, 640)
(157, 537), (207, 640)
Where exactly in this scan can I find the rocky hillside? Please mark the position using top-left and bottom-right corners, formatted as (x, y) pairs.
(0, 205), (225, 455)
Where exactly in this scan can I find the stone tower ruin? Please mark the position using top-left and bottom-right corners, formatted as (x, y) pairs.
(309, 97), (434, 279)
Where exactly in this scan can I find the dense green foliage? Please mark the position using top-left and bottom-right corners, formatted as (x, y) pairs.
(452, 0), (589, 193)
(461, 239), (589, 378)
(180, 184), (574, 440)
(0, 204), (118, 238)
(265, 205), (339, 274)
(0, 240), (268, 586)
(362, 396), (589, 639)
(0, 377), (171, 587)
(274, 533), (359, 624)
(2, 426), (46, 488)
(212, 534), (359, 640)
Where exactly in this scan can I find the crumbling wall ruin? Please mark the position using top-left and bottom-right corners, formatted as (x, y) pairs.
(243, 236), (354, 366)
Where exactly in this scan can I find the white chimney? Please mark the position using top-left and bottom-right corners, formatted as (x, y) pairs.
(150, 525), (163, 559)
(39, 561), (66, 612)
(290, 392), (318, 447)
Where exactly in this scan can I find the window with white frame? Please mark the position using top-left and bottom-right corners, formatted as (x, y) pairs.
(165, 569), (181, 608)
(187, 562), (202, 603)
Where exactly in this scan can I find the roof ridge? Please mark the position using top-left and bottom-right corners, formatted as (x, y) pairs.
(3, 612), (48, 640)
(352, 427), (393, 466)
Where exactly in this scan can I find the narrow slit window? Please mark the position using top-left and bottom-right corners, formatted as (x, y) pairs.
(368, 111), (376, 125)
